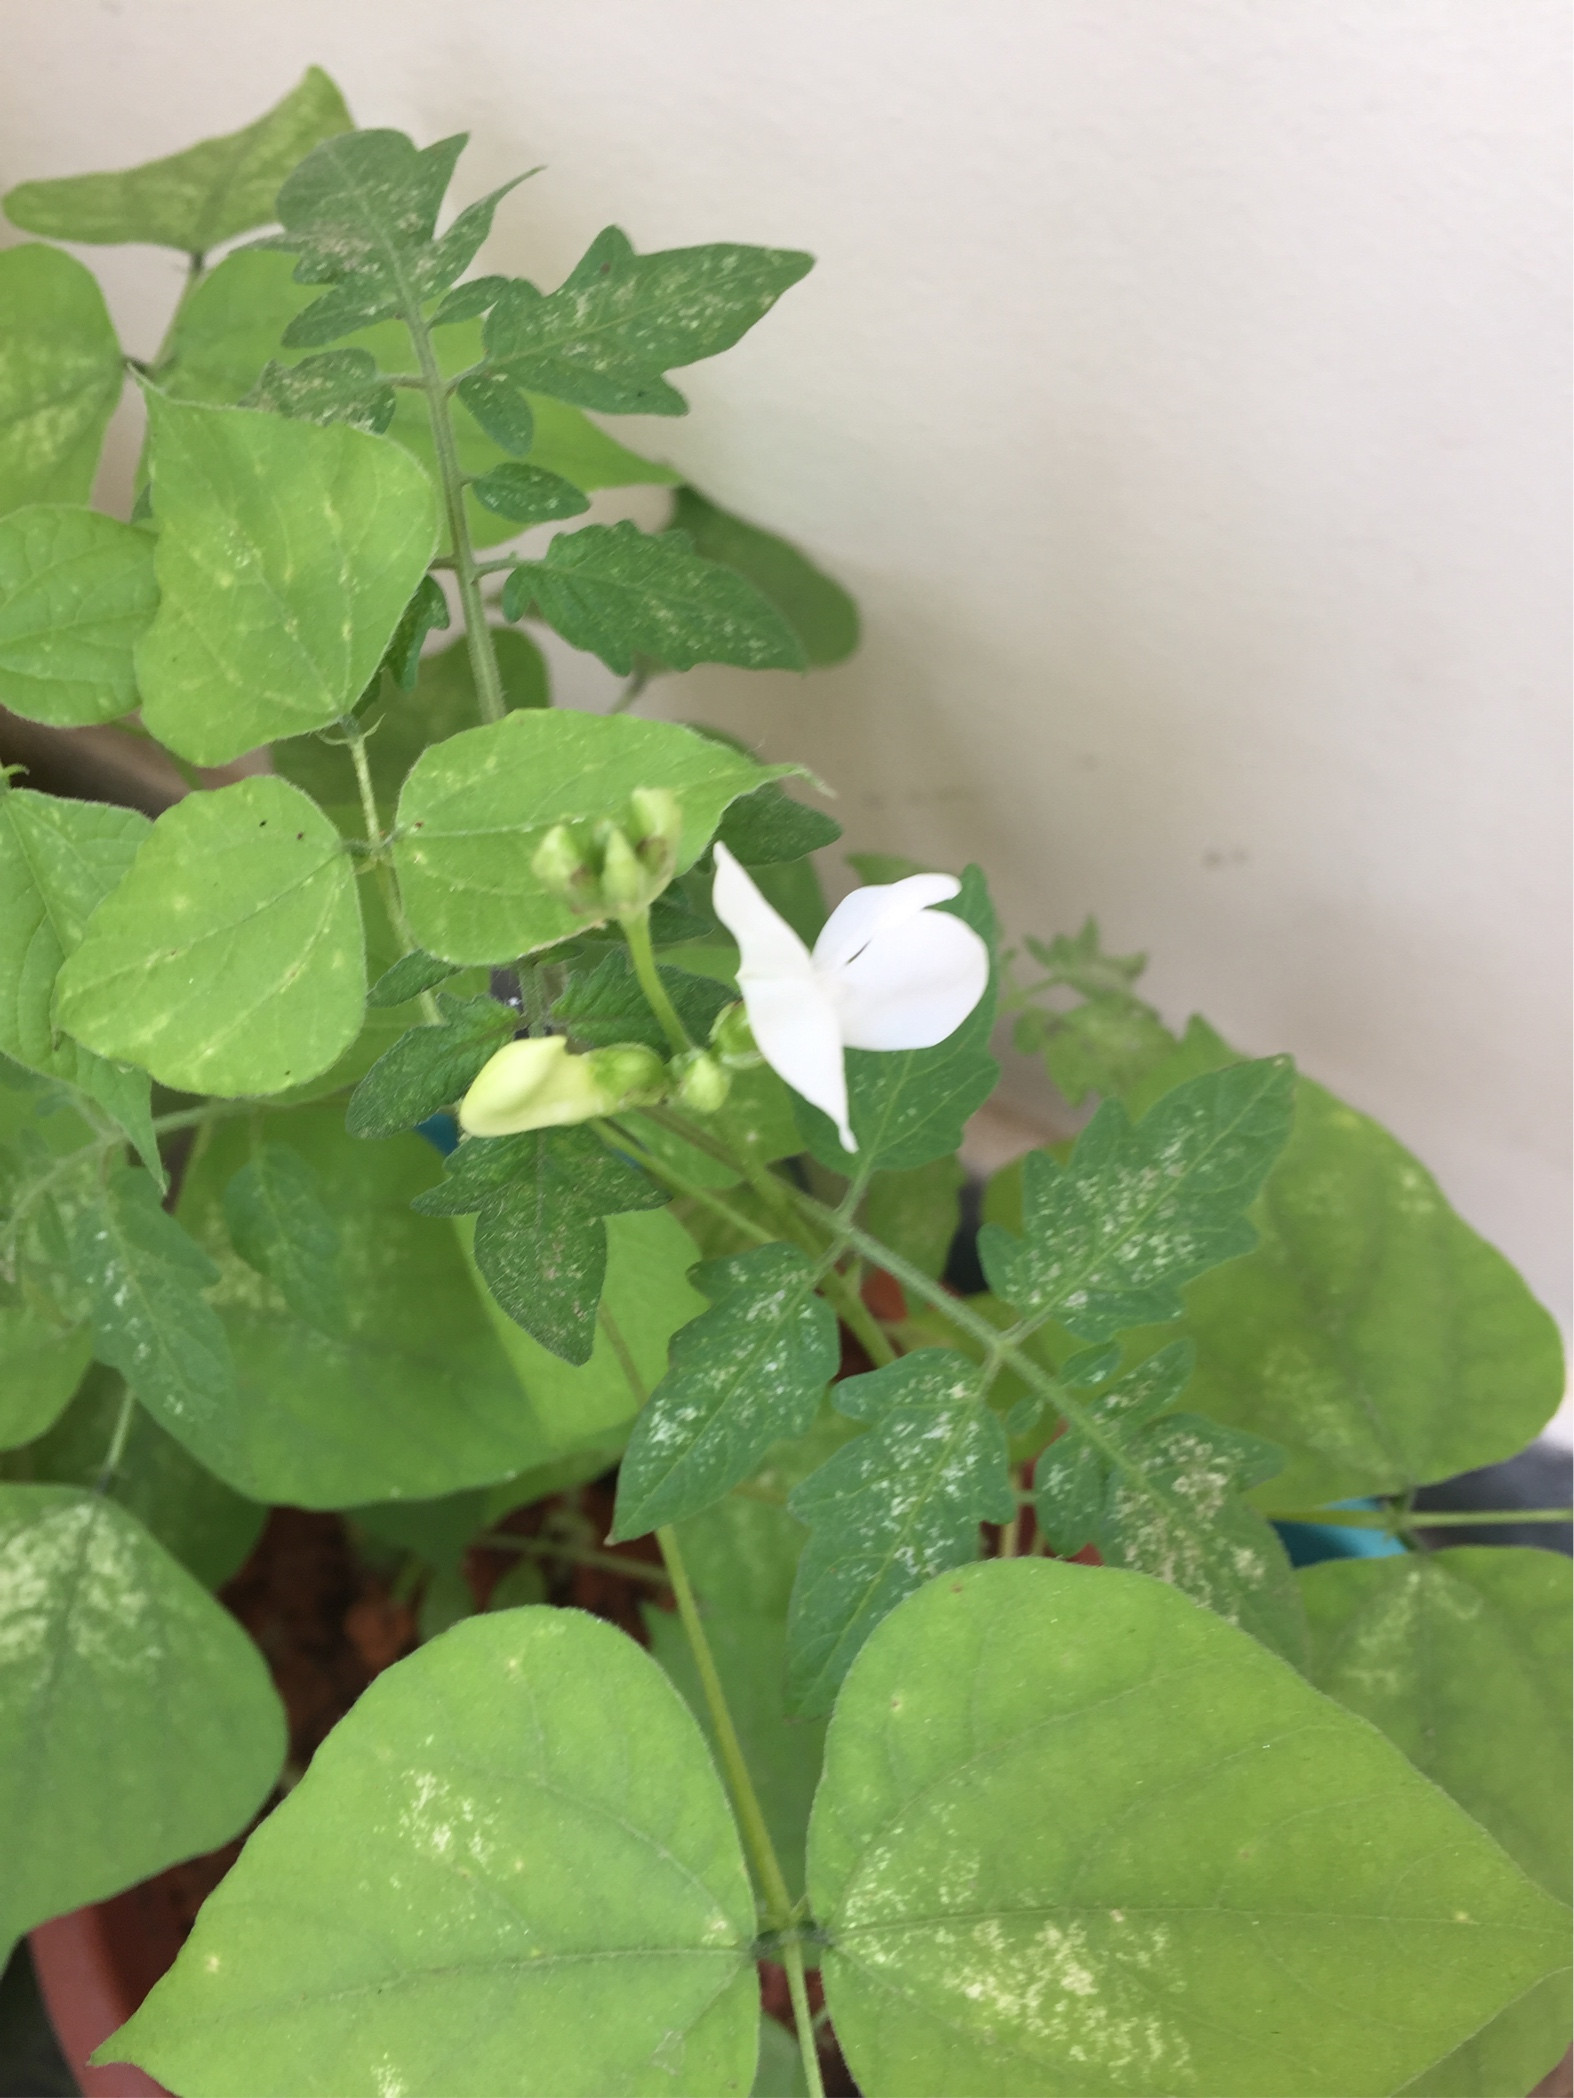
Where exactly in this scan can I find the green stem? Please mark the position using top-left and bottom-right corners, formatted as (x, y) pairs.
(95, 1383), (137, 1493)
(818, 1260), (898, 1367)
(781, 1939), (826, 2098)
(342, 717), (439, 1022)
(405, 305), (506, 725)
(474, 1534), (672, 1586)
(621, 907), (691, 1054)
(598, 1122), (778, 1247)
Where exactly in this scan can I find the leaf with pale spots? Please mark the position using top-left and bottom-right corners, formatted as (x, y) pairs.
(100, 1610), (759, 2098)
(0, 246), (123, 516)
(241, 348), (395, 435)
(221, 1142), (347, 1338)
(55, 776), (366, 1098)
(786, 1350), (1013, 1715)
(810, 1557), (1573, 2098)
(1033, 1339), (1303, 1661)
(612, 1246), (839, 1540)
(134, 391), (438, 765)
(978, 1056), (1295, 1341)
(0, 1485), (285, 1954)
(0, 506), (158, 728)
(346, 993), (516, 1140)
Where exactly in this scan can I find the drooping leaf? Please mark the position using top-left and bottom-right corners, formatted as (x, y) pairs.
(714, 780), (841, 865)
(978, 1056), (1295, 1341)
(809, 1557), (1572, 2098)
(56, 775), (366, 1098)
(414, 1124), (665, 1366)
(481, 227), (812, 415)
(0, 246), (123, 516)
(468, 461), (589, 526)
(0, 506), (158, 727)
(786, 1350), (1014, 1714)
(393, 707), (789, 964)
(135, 391), (438, 763)
(672, 486), (858, 666)
(612, 1246), (839, 1539)
(503, 521), (807, 677)
(242, 348), (395, 434)
(346, 994), (517, 1139)
(0, 1364), (265, 1589)
(3, 69), (351, 253)
(222, 1142), (347, 1337)
(0, 1485), (284, 1951)
(796, 867), (1000, 1172)
(102, 1610), (759, 2098)
(1033, 1339), (1304, 1661)
(175, 1106), (555, 1505)
(366, 948), (465, 1009)
(553, 948), (732, 1055)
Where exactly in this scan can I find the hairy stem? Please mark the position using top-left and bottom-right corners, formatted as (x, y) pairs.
(621, 908), (691, 1054)
(343, 717), (439, 1023)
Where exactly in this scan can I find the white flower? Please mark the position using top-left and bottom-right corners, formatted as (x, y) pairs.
(711, 842), (989, 1153)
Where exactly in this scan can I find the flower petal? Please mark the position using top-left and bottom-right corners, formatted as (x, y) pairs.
(833, 907), (990, 1051)
(813, 872), (961, 974)
(712, 842), (817, 983)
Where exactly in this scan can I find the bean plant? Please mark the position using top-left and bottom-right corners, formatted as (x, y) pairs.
(0, 70), (1569, 2098)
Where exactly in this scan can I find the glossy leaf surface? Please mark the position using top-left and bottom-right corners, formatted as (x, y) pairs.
(105, 1610), (758, 2098)
(0, 246), (122, 515)
(0, 506), (157, 726)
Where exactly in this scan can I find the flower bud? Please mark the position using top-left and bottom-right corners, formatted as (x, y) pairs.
(709, 1001), (763, 1068)
(597, 824), (649, 913)
(459, 1035), (666, 1137)
(629, 786), (682, 881)
(670, 1048), (732, 1114)
(532, 824), (598, 909)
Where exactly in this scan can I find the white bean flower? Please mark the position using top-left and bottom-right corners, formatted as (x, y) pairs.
(711, 842), (989, 1154)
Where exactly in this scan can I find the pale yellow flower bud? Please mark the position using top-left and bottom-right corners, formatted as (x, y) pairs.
(459, 1036), (666, 1137)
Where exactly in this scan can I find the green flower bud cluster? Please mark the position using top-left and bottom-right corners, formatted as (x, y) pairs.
(531, 787), (684, 921)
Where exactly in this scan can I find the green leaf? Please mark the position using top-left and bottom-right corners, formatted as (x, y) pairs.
(0, 246), (123, 516)
(715, 781), (841, 865)
(347, 994), (517, 1139)
(69, 1163), (235, 1443)
(469, 461), (589, 526)
(482, 228), (813, 415)
(553, 948), (732, 1055)
(393, 708), (788, 964)
(797, 867), (1000, 1172)
(612, 1246), (839, 1539)
(503, 521), (807, 676)
(381, 573), (452, 688)
(1022, 994), (1179, 1109)
(0, 506), (158, 727)
(978, 1057), (1296, 1341)
(415, 1125), (665, 1366)
(1023, 917), (1150, 1000)
(752, 2016), (809, 2097)
(222, 1142), (347, 1337)
(56, 775), (366, 1097)
(453, 368), (536, 455)
(242, 348), (396, 434)
(672, 486), (858, 666)
(103, 1609), (758, 2098)
(1033, 1339), (1304, 1661)
(136, 391), (439, 764)
(367, 948), (464, 1008)
(0, 1484), (284, 1950)
(809, 1557), (1572, 2098)
(0, 1300), (91, 1450)
(3, 69), (351, 252)
(174, 1105), (554, 1505)
(1399, 1975), (1573, 2098)
(0, 1363), (265, 1589)
(786, 1350), (1014, 1715)
(0, 784), (161, 1165)
(861, 1155), (965, 1281)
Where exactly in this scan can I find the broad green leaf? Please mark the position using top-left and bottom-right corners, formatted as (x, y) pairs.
(1, 1364), (265, 1589)
(979, 1057), (1295, 1341)
(1399, 1975), (1573, 2098)
(103, 1609), (758, 2098)
(673, 486), (858, 667)
(175, 1105), (551, 1506)
(346, 994), (517, 1140)
(222, 1142), (347, 1337)
(1034, 1339), (1304, 1661)
(0, 1301), (91, 1450)
(414, 1125), (665, 1365)
(797, 868), (999, 1172)
(468, 1207), (707, 1454)
(69, 1162), (235, 1439)
(3, 69), (351, 252)
(136, 392), (438, 763)
(0, 1483), (284, 1949)
(482, 227), (813, 415)
(612, 1246), (839, 1539)
(715, 780), (842, 865)
(394, 708), (788, 964)
(56, 775), (366, 1097)
(861, 1154), (964, 1281)
(0, 784), (160, 1165)
(810, 1557), (1572, 2098)
(0, 246), (123, 515)
(0, 506), (157, 726)
(242, 348), (395, 434)
(786, 1350), (1013, 1715)
(553, 948), (732, 1055)
(469, 461), (589, 526)
(503, 521), (807, 676)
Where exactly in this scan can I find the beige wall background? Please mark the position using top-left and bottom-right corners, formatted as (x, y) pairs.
(3, 2), (1568, 1347)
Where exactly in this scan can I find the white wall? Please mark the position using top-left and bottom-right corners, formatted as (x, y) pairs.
(3, 2), (1568, 1335)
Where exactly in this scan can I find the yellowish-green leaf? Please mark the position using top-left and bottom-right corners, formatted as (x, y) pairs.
(0, 506), (157, 727)
(0, 246), (122, 516)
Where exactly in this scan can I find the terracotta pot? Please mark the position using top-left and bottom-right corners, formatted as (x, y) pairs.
(29, 1904), (171, 2098)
